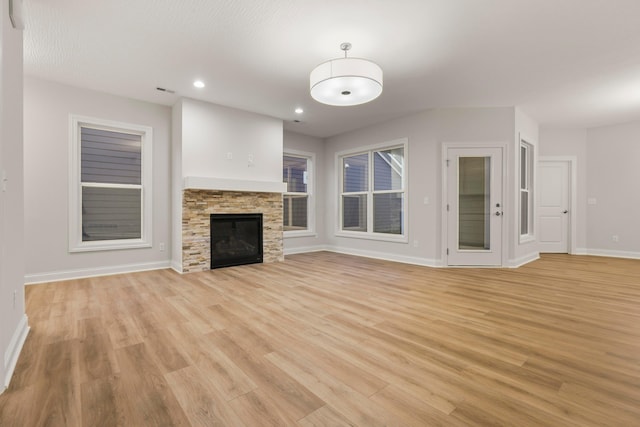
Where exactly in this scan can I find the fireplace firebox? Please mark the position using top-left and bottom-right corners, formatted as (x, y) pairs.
(210, 213), (263, 269)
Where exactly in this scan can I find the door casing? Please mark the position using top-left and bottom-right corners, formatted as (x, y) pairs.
(442, 143), (508, 267)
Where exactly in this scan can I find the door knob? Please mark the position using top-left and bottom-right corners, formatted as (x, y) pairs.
(563, 210), (568, 214)
(495, 211), (502, 216)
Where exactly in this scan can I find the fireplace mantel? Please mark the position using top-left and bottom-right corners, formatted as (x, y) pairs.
(183, 176), (287, 193)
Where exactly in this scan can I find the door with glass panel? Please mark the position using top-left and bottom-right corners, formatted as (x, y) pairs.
(446, 147), (503, 266)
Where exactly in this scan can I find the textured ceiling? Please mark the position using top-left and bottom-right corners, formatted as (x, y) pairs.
(23, 0), (640, 138)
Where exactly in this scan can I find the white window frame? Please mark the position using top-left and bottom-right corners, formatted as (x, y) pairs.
(283, 150), (316, 238)
(336, 139), (408, 243)
(519, 138), (535, 242)
(69, 115), (153, 252)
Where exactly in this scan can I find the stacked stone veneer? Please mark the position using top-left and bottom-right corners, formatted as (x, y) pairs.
(182, 189), (283, 273)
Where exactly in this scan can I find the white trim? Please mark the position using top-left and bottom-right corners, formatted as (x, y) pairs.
(183, 176), (287, 193)
(506, 252), (540, 268)
(284, 231), (318, 239)
(284, 244), (329, 256)
(171, 260), (184, 274)
(538, 156), (578, 254)
(69, 115), (153, 252)
(518, 137), (536, 243)
(441, 142), (509, 267)
(336, 138), (409, 242)
(3, 314), (30, 393)
(283, 150), (316, 236)
(325, 246), (442, 268)
(584, 249), (640, 260)
(24, 260), (171, 284)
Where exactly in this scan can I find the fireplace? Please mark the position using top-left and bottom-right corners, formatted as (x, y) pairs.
(210, 213), (263, 269)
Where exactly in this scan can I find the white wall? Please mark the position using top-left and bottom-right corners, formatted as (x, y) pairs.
(23, 77), (173, 282)
(1, 0), (28, 391)
(322, 107), (521, 266)
(538, 127), (588, 252)
(283, 131), (326, 253)
(324, 109), (440, 265)
(586, 121), (640, 257)
(181, 98), (283, 182)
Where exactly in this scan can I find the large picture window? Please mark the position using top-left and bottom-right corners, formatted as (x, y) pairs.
(283, 152), (314, 235)
(69, 115), (153, 252)
(520, 139), (534, 239)
(339, 140), (407, 241)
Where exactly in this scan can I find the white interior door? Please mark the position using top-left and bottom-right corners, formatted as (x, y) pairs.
(446, 147), (503, 266)
(538, 160), (570, 253)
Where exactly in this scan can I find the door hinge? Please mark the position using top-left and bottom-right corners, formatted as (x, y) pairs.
(446, 248), (449, 255)
(446, 204), (450, 212)
(446, 159), (450, 167)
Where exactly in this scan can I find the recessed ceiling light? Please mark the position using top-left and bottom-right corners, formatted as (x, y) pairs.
(295, 107), (304, 114)
(193, 80), (205, 88)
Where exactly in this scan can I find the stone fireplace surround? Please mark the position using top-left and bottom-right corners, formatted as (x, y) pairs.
(182, 189), (284, 273)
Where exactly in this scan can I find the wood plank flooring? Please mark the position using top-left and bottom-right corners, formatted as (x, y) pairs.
(1, 252), (640, 426)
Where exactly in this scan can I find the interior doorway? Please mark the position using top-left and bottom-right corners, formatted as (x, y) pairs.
(538, 157), (576, 253)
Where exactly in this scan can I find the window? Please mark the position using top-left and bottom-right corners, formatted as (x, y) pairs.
(339, 140), (407, 241)
(69, 115), (153, 252)
(520, 140), (534, 239)
(283, 152), (314, 235)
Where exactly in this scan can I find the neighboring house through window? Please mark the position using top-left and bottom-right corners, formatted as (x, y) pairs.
(69, 115), (153, 252)
(338, 139), (407, 241)
(283, 151), (314, 235)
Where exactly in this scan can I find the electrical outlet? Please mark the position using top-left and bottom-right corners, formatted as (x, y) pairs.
(413, 240), (419, 247)
(226, 152), (233, 160)
(159, 242), (165, 251)
(612, 235), (619, 242)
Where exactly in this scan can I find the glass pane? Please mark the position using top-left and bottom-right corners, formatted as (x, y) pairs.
(283, 195), (308, 231)
(374, 147), (404, 191)
(342, 194), (367, 232)
(458, 157), (490, 250)
(81, 127), (142, 185)
(283, 155), (308, 193)
(373, 193), (403, 234)
(343, 153), (368, 193)
(82, 187), (141, 241)
(521, 190), (529, 235)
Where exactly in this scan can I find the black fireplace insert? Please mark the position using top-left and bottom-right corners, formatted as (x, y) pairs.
(210, 213), (263, 269)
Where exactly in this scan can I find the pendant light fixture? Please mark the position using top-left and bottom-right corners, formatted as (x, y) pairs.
(310, 43), (383, 106)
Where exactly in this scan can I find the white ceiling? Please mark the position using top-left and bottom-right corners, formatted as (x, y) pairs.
(22, 0), (640, 138)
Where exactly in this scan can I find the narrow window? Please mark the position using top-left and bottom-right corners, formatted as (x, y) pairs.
(69, 116), (152, 251)
(520, 140), (534, 238)
(283, 152), (314, 234)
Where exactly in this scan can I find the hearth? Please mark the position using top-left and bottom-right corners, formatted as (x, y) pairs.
(210, 213), (263, 269)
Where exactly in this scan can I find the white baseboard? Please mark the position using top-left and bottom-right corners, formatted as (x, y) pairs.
(574, 247), (588, 255)
(171, 259), (183, 274)
(284, 244), (330, 256)
(507, 252), (540, 268)
(24, 260), (172, 284)
(584, 249), (640, 260)
(322, 245), (442, 267)
(3, 314), (30, 392)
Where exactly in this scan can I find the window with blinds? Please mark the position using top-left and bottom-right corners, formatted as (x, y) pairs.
(283, 152), (314, 235)
(69, 116), (153, 252)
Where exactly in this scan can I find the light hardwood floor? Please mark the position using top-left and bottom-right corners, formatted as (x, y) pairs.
(1, 252), (639, 426)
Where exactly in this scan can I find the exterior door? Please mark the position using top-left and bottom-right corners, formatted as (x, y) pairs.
(538, 160), (570, 253)
(446, 147), (503, 266)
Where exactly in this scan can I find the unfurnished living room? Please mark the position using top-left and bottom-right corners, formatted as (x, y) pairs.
(1, 0), (640, 426)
